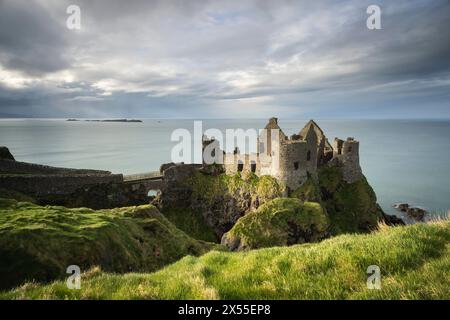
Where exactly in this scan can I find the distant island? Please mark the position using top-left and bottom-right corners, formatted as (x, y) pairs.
(66, 119), (143, 123)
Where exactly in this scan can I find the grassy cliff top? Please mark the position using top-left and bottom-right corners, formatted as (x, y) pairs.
(0, 199), (218, 290)
(2, 220), (449, 299)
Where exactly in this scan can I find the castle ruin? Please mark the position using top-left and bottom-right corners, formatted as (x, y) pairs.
(206, 118), (362, 194)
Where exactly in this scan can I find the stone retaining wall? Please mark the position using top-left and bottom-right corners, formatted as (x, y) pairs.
(0, 174), (123, 196)
(0, 159), (112, 175)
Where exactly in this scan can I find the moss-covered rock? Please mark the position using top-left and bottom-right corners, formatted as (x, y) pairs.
(291, 166), (384, 235)
(0, 199), (217, 290)
(159, 168), (282, 239)
(221, 198), (329, 250)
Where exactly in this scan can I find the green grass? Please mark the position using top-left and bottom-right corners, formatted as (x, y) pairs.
(0, 199), (218, 290)
(2, 220), (449, 300)
(222, 198), (329, 250)
(161, 207), (218, 242)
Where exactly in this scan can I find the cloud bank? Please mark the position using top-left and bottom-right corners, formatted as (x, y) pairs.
(0, 0), (449, 118)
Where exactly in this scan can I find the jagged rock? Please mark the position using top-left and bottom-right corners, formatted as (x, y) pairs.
(0, 147), (15, 161)
(407, 206), (427, 221)
(393, 203), (409, 212)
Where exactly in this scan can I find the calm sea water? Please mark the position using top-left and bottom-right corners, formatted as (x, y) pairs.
(1, 118), (450, 216)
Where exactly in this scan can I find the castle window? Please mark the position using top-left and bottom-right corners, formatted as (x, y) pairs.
(251, 162), (256, 173)
(307, 150), (311, 161)
(347, 146), (352, 153)
(294, 161), (299, 170)
(237, 162), (244, 172)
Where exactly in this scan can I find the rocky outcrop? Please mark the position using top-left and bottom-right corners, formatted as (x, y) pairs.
(221, 198), (330, 251)
(157, 162), (398, 241)
(292, 166), (401, 234)
(157, 164), (282, 238)
(393, 203), (427, 222)
(0, 147), (14, 161)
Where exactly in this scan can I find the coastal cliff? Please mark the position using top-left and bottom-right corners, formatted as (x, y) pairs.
(156, 163), (398, 249)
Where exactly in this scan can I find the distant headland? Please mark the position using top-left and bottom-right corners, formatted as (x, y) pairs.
(66, 119), (143, 123)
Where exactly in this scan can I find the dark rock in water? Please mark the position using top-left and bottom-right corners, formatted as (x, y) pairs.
(393, 203), (428, 222)
(393, 203), (409, 212)
(0, 147), (15, 161)
(66, 118), (79, 121)
(407, 206), (427, 221)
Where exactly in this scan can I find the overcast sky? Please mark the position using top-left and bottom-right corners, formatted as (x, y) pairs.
(0, 0), (449, 119)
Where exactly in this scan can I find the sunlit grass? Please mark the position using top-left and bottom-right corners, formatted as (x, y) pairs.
(2, 220), (449, 300)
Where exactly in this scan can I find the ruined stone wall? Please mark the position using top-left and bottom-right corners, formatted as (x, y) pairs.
(277, 141), (308, 193)
(0, 159), (112, 175)
(332, 138), (344, 157)
(331, 138), (362, 183)
(224, 153), (259, 175)
(0, 173), (123, 196)
(220, 119), (363, 191)
(304, 130), (319, 178)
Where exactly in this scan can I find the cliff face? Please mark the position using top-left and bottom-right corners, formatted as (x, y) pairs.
(221, 198), (330, 251)
(157, 165), (282, 239)
(293, 166), (387, 235)
(157, 163), (394, 244)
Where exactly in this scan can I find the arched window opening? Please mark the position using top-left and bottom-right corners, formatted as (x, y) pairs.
(306, 150), (311, 161)
(251, 161), (257, 173)
(294, 161), (299, 170)
(237, 161), (244, 172)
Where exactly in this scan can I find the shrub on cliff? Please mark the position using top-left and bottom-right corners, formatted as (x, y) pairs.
(221, 198), (329, 250)
(0, 199), (218, 290)
(3, 220), (449, 299)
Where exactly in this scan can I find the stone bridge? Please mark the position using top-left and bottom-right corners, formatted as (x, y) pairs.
(122, 171), (163, 196)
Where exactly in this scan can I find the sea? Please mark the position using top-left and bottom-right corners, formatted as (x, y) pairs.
(1, 118), (450, 217)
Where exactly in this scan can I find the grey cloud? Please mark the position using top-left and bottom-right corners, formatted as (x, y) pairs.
(0, 0), (449, 118)
(0, 0), (70, 76)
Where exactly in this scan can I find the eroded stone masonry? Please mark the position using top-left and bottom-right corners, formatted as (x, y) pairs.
(205, 118), (362, 194)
